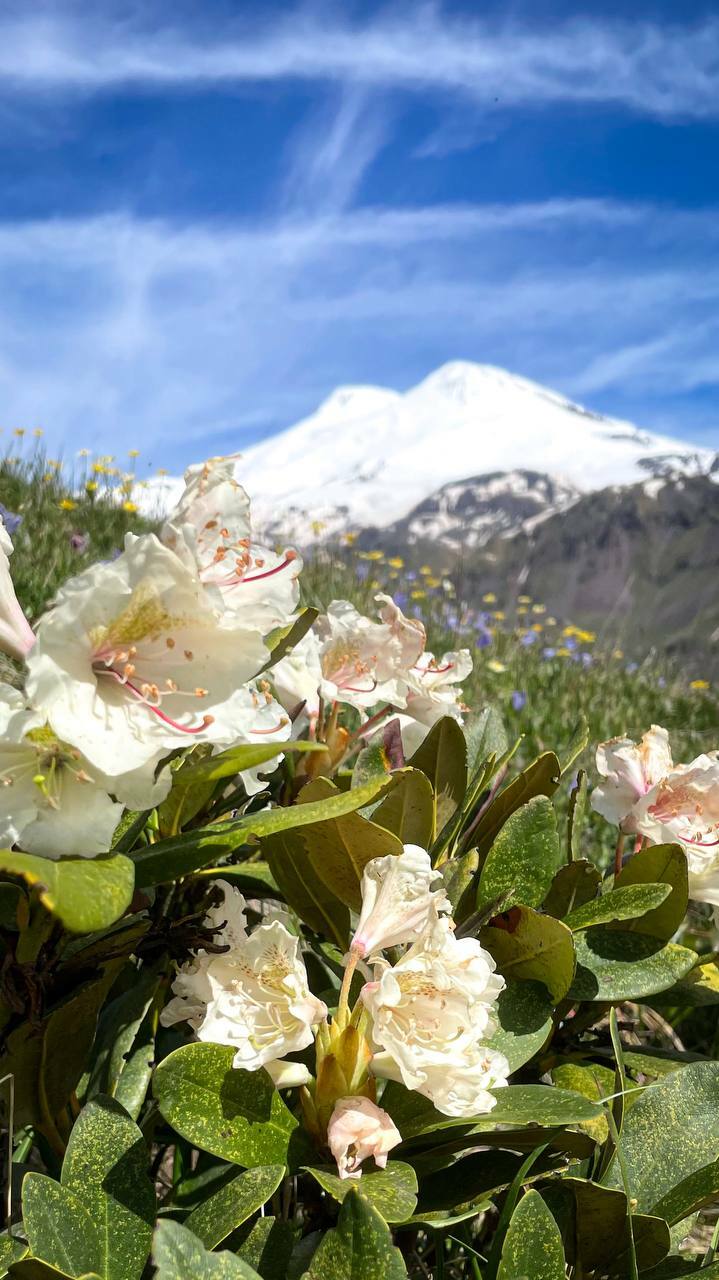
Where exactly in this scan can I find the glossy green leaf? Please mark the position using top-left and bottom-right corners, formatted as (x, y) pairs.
(294, 777), (402, 910)
(563, 882), (671, 930)
(477, 795), (562, 912)
(153, 1043), (302, 1167)
(0, 1235), (28, 1271)
(614, 843), (689, 940)
(61, 1096), (155, 1280)
(650, 1158), (719, 1226)
(153, 1221), (260, 1279)
(261, 608), (318, 673)
(604, 1062), (719, 1213)
(550, 1062), (614, 1145)
(87, 966), (161, 1104)
(465, 705), (509, 778)
(440, 849), (479, 923)
(0, 851), (134, 934)
(171, 740), (322, 792)
(383, 1080), (602, 1140)
(21, 1174), (102, 1278)
(303, 1162), (418, 1224)
(482, 905), (576, 1000)
(559, 714), (589, 775)
(232, 1217), (294, 1280)
(496, 1190), (565, 1280)
(653, 957), (719, 1006)
(408, 716), (467, 841)
(8, 1262), (101, 1279)
(543, 859), (601, 918)
(472, 752), (561, 857)
(547, 1177), (670, 1275)
(371, 769), (434, 847)
(569, 929), (697, 1001)
(485, 980), (553, 1072)
(133, 772), (402, 888)
(185, 1165), (285, 1249)
(351, 740), (392, 788)
(302, 1189), (407, 1280)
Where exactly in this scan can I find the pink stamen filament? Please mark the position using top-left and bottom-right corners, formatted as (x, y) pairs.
(98, 668), (212, 735)
(413, 661), (454, 674)
(250, 719), (288, 735)
(342, 678), (378, 695)
(219, 552), (297, 588)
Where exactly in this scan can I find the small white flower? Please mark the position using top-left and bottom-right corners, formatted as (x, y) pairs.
(0, 683), (168, 859)
(161, 454), (302, 632)
(633, 754), (719, 873)
(351, 844), (450, 958)
(361, 910), (508, 1118)
(271, 629), (323, 721)
(591, 725), (673, 830)
(327, 1096), (402, 1179)
(403, 648), (473, 729)
(26, 533), (269, 782)
(161, 880), (327, 1072)
(0, 519), (35, 662)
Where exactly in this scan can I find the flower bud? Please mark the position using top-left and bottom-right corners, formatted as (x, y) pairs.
(327, 1096), (401, 1179)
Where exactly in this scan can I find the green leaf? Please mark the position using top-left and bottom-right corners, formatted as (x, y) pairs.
(559, 714), (589, 775)
(87, 966), (161, 1105)
(0, 852), (134, 934)
(496, 1190), (565, 1280)
(439, 849), (479, 923)
(112, 1004), (156, 1122)
(477, 795), (562, 912)
(21, 1174), (102, 1278)
(568, 929), (697, 1001)
(0, 1234), (28, 1271)
(0, 964), (123, 1127)
(563, 882), (671, 930)
(153, 1222), (260, 1280)
(171, 740), (322, 793)
(485, 980), (553, 1072)
(261, 608), (318, 673)
(407, 717), (467, 841)
(465, 705), (509, 778)
(232, 1217), (294, 1280)
(61, 1097), (155, 1280)
(614, 844), (689, 940)
(567, 770), (589, 861)
(383, 1081), (602, 1140)
(482, 905), (576, 1001)
(8, 1262), (101, 1279)
(371, 769), (434, 847)
(293, 778), (402, 910)
(604, 1062), (719, 1213)
(351, 740), (392, 789)
(650, 1159), (719, 1226)
(153, 1043), (302, 1167)
(546, 1177), (670, 1275)
(133, 772), (403, 888)
(302, 1189), (408, 1280)
(550, 1062), (615, 1144)
(263, 827), (349, 948)
(472, 753), (561, 858)
(653, 957), (719, 1006)
(543, 859), (601, 918)
(185, 1165), (285, 1249)
(303, 1163), (418, 1224)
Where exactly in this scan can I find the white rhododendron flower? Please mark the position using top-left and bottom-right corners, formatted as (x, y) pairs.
(316, 597), (424, 710)
(362, 909), (509, 1117)
(0, 684), (168, 858)
(327, 1097), (402, 1179)
(404, 649), (473, 729)
(271, 629), (323, 720)
(161, 454), (301, 632)
(351, 844), (450, 958)
(591, 725), (673, 831)
(161, 880), (327, 1072)
(0, 519), (36, 662)
(25, 533), (269, 783)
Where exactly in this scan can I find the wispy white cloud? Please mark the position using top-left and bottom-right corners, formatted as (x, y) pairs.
(0, 198), (717, 467)
(0, 5), (718, 119)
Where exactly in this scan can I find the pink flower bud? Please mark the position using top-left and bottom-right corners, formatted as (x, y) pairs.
(327, 1096), (401, 1180)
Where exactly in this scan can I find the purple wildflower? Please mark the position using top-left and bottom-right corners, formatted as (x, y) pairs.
(511, 690), (527, 712)
(0, 503), (22, 538)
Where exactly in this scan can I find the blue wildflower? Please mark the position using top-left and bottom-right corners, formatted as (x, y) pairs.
(511, 690), (527, 712)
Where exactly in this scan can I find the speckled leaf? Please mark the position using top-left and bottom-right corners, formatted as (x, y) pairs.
(8, 1263), (101, 1280)
(564, 882), (671, 930)
(407, 717), (467, 841)
(614, 843), (688, 940)
(550, 1062), (614, 1145)
(566, 770), (589, 861)
(153, 1043), (301, 1166)
(185, 1165), (285, 1249)
(650, 1159), (719, 1226)
(465, 705), (509, 777)
(233, 1217), (294, 1280)
(0, 1234), (28, 1271)
(547, 1177), (670, 1274)
(478, 795), (562, 912)
(302, 1189), (407, 1279)
(21, 1174), (102, 1278)
(303, 1163), (418, 1224)
(543, 860), (601, 918)
(61, 1096), (155, 1280)
(604, 1062), (719, 1212)
(263, 829), (349, 948)
(568, 929), (697, 1001)
(371, 769), (434, 847)
(382, 1081), (602, 1140)
(482, 905), (576, 1000)
(440, 849), (479, 922)
(153, 1222), (260, 1279)
(496, 1189), (565, 1280)
(472, 752), (561, 857)
(653, 957), (719, 1006)
(485, 980), (553, 1072)
(0, 851), (134, 933)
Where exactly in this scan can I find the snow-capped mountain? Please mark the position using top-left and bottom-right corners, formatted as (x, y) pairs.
(380, 470), (582, 552)
(137, 362), (716, 540)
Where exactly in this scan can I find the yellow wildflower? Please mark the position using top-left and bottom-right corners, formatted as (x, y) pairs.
(420, 565), (433, 576)
(493, 611), (505, 621)
(411, 589), (426, 600)
(86, 481), (98, 493)
(486, 660), (506, 673)
(127, 449), (140, 458)
(482, 592), (497, 604)
(32, 427), (44, 437)
(388, 556), (404, 569)
(343, 532), (358, 545)
(59, 499), (77, 511)
(426, 577), (442, 588)
(518, 595), (531, 604)
(13, 428), (25, 437)
(690, 679), (710, 690)
(122, 501), (138, 514)
(531, 622), (544, 633)
(532, 604), (546, 615)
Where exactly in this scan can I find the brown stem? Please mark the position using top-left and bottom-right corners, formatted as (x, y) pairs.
(614, 833), (625, 878)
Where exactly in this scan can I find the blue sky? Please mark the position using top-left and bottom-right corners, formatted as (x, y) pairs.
(1, 0), (719, 474)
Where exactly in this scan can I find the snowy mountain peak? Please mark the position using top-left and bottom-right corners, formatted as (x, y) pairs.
(314, 383), (401, 422)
